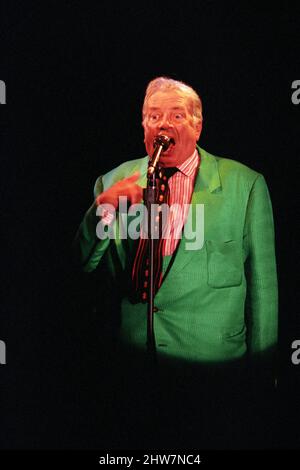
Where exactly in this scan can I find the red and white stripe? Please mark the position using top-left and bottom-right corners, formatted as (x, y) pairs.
(163, 149), (200, 255)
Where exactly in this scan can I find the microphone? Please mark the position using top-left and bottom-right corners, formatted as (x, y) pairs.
(147, 135), (174, 177)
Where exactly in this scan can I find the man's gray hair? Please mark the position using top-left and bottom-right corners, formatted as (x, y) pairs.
(142, 76), (203, 125)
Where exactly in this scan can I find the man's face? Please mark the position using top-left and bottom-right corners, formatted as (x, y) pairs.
(143, 90), (202, 167)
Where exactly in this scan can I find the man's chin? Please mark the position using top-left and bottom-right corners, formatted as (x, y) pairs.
(158, 153), (177, 166)
(146, 145), (179, 166)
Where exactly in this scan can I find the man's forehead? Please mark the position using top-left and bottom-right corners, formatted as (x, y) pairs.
(147, 105), (185, 111)
(146, 90), (188, 108)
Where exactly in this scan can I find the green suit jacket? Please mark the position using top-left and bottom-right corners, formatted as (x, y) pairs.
(74, 147), (278, 366)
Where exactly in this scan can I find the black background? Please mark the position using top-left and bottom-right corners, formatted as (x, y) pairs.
(1, 1), (299, 449)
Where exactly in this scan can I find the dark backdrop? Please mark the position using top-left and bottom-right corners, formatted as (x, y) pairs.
(1, 1), (299, 449)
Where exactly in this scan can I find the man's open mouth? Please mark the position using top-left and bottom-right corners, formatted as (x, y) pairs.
(162, 138), (175, 153)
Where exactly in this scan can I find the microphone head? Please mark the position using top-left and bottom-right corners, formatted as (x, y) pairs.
(153, 134), (174, 151)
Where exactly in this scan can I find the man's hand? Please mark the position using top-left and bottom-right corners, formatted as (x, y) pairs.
(95, 172), (143, 209)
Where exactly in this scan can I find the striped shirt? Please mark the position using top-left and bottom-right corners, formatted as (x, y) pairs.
(163, 149), (200, 255)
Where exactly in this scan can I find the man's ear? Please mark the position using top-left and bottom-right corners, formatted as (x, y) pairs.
(195, 122), (202, 141)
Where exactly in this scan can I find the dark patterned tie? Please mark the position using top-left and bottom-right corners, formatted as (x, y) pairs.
(131, 166), (178, 303)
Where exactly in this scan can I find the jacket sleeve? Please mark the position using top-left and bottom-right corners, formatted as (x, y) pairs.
(73, 176), (112, 272)
(243, 174), (278, 362)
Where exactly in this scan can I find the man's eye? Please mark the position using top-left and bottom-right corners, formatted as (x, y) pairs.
(149, 114), (159, 120)
(175, 113), (184, 120)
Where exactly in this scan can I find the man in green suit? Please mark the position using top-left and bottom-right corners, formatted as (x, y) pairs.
(74, 77), (277, 364)
(74, 77), (278, 447)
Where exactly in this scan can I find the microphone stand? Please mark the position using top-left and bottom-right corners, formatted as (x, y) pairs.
(143, 169), (157, 362)
(143, 135), (171, 363)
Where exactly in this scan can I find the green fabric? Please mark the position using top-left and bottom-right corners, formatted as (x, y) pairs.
(74, 147), (278, 364)
(162, 254), (172, 275)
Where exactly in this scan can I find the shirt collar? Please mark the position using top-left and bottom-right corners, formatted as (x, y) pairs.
(176, 149), (200, 177)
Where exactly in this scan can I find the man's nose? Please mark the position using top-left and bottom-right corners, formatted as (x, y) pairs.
(158, 115), (173, 129)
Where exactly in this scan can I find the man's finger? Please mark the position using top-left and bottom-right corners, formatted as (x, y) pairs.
(125, 171), (140, 183)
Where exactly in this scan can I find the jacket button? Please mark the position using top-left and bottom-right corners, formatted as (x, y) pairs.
(153, 306), (160, 313)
